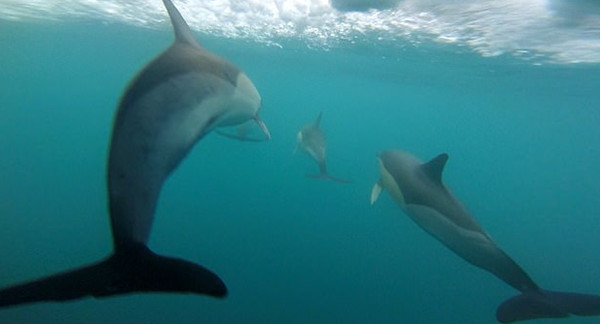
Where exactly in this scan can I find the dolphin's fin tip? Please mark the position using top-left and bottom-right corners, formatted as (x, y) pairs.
(315, 112), (323, 127)
(496, 290), (600, 323)
(162, 0), (200, 46)
(0, 243), (226, 308)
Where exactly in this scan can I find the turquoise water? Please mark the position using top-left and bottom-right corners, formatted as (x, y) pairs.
(1, 6), (600, 324)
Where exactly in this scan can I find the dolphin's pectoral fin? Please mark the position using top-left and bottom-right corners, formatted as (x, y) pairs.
(215, 130), (266, 142)
(0, 243), (226, 308)
(214, 117), (271, 142)
(370, 180), (383, 205)
(496, 290), (600, 323)
(254, 116), (271, 140)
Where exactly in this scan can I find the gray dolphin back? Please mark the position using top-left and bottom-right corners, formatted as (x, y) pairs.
(378, 150), (600, 323)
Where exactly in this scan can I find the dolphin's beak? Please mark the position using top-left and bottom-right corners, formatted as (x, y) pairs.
(254, 116), (271, 140)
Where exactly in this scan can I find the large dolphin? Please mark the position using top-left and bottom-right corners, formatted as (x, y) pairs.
(370, 149), (600, 323)
(295, 112), (350, 183)
(0, 0), (270, 308)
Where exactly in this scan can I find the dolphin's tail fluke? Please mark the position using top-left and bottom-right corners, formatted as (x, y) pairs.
(0, 243), (227, 308)
(496, 289), (600, 323)
(306, 172), (352, 184)
(305, 162), (351, 183)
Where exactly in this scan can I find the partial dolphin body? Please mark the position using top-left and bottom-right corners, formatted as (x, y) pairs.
(295, 112), (350, 183)
(371, 149), (600, 323)
(0, 0), (270, 308)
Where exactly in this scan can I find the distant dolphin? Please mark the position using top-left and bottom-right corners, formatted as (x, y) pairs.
(0, 0), (270, 308)
(370, 149), (600, 323)
(295, 112), (350, 183)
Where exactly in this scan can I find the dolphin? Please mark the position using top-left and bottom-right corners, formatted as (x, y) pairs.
(370, 149), (600, 323)
(0, 0), (270, 308)
(295, 112), (350, 183)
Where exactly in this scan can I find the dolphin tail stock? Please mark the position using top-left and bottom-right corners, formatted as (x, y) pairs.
(305, 162), (352, 183)
(496, 289), (600, 323)
(0, 243), (227, 308)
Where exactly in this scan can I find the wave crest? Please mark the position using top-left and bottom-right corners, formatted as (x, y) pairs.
(1, 0), (599, 64)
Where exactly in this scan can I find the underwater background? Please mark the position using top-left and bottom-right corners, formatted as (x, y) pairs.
(1, 0), (599, 323)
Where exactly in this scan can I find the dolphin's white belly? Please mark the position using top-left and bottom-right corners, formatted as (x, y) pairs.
(304, 144), (325, 163)
(298, 131), (326, 164)
(404, 204), (502, 269)
(108, 71), (243, 246)
(405, 204), (539, 291)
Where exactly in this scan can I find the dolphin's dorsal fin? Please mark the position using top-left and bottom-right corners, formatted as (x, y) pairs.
(421, 153), (448, 184)
(315, 112), (323, 127)
(163, 0), (200, 47)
